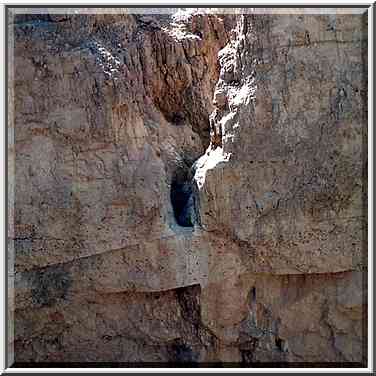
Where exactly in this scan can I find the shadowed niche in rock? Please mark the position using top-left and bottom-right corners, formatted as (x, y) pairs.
(170, 180), (194, 227)
(170, 161), (197, 228)
(168, 339), (199, 363)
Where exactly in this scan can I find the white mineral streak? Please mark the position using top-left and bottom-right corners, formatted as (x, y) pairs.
(193, 146), (231, 189)
(162, 26), (201, 41)
(230, 79), (257, 107)
(89, 40), (121, 79)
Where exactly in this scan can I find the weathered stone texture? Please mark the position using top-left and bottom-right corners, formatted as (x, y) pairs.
(9, 8), (367, 365)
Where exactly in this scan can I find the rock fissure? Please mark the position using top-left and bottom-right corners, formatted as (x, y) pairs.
(10, 9), (367, 364)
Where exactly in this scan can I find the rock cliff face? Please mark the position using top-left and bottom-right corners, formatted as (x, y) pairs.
(9, 8), (367, 365)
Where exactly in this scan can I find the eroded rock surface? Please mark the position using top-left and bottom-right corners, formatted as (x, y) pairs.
(9, 8), (367, 365)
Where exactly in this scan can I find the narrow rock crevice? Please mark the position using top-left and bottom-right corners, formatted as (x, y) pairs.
(172, 284), (218, 362)
(170, 164), (196, 228)
(11, 9), (366, 365)
(170, 181), (194, 227)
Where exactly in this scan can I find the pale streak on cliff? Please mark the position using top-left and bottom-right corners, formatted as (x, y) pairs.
(9, 8), (367, 364)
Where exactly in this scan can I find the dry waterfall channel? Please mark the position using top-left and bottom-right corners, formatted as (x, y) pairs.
(10, 9), (367, 364)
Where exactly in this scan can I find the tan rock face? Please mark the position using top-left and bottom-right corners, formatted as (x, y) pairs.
(9, 8), (367, 365)
(195, 13), (366, 274)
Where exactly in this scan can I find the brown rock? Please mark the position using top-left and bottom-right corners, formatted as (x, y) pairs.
(9, 8), (367, 365)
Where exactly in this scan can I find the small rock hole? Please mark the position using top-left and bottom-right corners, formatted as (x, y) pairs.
(169, 111), (185, 125)
(275, 337), (288, 352)
(168, 339), (198, 363)
(251, 286), (256, 304)
(170, 166), (196, 228)
(171, 181), (193, 227)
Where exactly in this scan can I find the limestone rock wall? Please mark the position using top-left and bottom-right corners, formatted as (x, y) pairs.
(9, 8), (367, 365)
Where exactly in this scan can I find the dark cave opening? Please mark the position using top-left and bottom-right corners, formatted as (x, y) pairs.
(168, 339), (198, 363)
(275, 337), (288, 353)
(251, 286), (256, 304)
(170, 179), (194, 227)
(275, 337), (283, 351)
